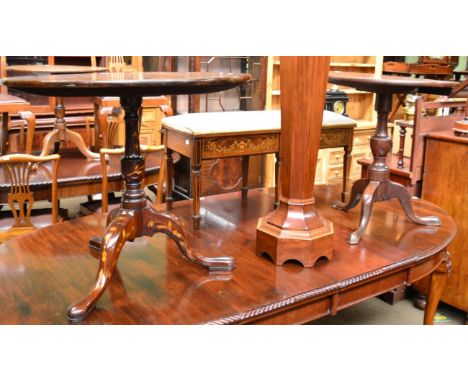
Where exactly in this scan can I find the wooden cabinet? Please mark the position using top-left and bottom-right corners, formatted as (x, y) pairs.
(264, 56), (382, 185)
(418, 132), (468, 324)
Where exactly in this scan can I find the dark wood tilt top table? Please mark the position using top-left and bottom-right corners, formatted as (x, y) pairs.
(6, 65), (109, 160)
(327, 71), (458, 245)
(3, 71), (251, 322)
(0, 186), (455, 324)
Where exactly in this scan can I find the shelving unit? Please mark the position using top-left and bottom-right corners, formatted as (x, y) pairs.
(265, 56), (383, 185)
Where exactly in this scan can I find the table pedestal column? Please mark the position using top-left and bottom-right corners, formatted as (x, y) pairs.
(256, 57), (334, 267)
(67, 96), (235, 322)
(40, 96), (100, 160)
(332, 93), (440, 244)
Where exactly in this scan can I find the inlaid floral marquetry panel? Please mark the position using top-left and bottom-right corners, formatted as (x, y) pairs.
(319, 130), (349, 148)
(202, 134), (280, 159)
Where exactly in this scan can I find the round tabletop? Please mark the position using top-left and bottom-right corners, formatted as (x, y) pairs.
(328, 71), (458, 95)
(6, 64), (108, 75)
(2, 72), (252, 97)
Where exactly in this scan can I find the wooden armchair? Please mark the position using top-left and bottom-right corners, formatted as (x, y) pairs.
(0, 153), (65, 242)
(80, 144), (166, 215)
(1, 57), (37, 155)
(358, 98), (466, 196)
(0, 95), (36, 155)
(94, 96), (173, 148)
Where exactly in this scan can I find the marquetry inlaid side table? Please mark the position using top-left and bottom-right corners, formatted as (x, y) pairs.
(328, 71), (458, 244)
(162, 110), (356, 229)
(4, 71), (250, 322)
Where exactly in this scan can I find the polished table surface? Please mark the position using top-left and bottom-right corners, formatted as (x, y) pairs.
(0, 186), (455, 324)
(328, 71), (458, 94)
(6, 64), (108, 75)
(2, 72), (251, 97)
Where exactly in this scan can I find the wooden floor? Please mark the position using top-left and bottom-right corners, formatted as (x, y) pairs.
(0, 186), (456, 324)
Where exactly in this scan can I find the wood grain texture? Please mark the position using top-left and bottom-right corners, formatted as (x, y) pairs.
(257, 57), (333, 267)
(328, 71), (458, 95)
(0, 186), (456, 324)
(6, 65), (107, 75)
(3, 72), (252, 97)
(419, 134), (468, 314)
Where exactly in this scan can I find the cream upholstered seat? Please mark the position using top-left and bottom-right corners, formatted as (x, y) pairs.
(161, 110), (355, 137)
(162, 109), (357, 230)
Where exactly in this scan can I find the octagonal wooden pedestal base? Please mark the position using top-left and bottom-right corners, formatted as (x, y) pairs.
(256, 215), (334, 267)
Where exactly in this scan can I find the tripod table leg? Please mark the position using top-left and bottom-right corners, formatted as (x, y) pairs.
(348, 181), (380, 244)
(387, 180), (441, 226)
(332, 177), (370, 211)
(143, 206), (236, 271)
(68, 212), (136, 322)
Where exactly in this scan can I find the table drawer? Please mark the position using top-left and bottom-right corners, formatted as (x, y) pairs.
(327, 166), (343, 183)
(202, 134), (279, 159)
(314, 156), (325, 184)
(353, 131), (372, 146)
(351, 153), (369, 178)
(328, 149), (344, 165)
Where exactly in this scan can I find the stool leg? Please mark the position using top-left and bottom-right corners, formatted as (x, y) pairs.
(166, 147), (174, 210)
(241, 156), (250, 201)
(191, 161), (201, 230)
(274, 152), (280, 208)
(342, 146), (352, 203)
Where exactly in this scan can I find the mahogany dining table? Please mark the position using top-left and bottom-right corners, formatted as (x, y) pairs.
(0, 186), (455, 324)
(3, 71), (251, 322)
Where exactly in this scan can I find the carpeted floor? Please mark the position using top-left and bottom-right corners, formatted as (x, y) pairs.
(310, 295), (466, 325)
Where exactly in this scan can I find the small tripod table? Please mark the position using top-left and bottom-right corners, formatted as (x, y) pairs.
(4, 71), (250, 321)
(328, 71), (458, 244)
(6, 64), (107, 160)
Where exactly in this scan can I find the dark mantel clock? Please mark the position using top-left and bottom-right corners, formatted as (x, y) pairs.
(325, 88), (349, 116)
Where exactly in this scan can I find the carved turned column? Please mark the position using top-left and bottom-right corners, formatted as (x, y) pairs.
(256, 57), (334, 267)
(120, 96), (146, 212)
